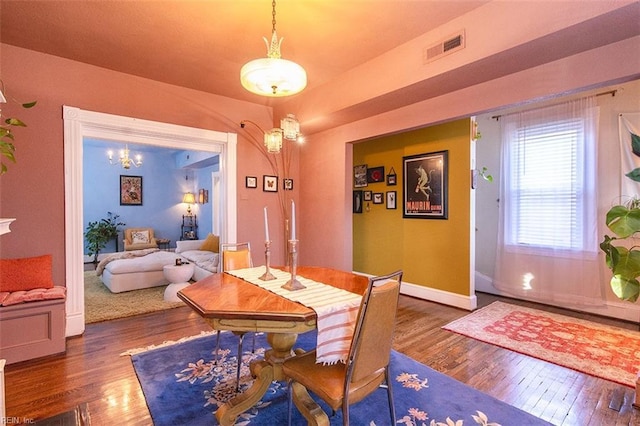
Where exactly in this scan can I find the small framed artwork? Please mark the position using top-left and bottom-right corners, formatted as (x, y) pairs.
(120, 175), (143, 206)
(353, 190), (363, 213)
(403, 150), (448, 219)
(373, 193), (383, 204)
(246, 176), (257, 188)
(283, 178), (293, 190)
(363, 190), (372, 201)
(386, 167), (397, 186)
(367, 166), (385, 184)
(263, 175), (278, 192)
(354, 164), (368, 187)
(198, 188), (209, 204)
(386, 191), (397, 209)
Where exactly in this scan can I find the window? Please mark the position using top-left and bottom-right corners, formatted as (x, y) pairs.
(503, 99), (597, 254)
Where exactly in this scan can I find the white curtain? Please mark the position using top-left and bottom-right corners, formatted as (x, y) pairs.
(493, 96), (605, 306)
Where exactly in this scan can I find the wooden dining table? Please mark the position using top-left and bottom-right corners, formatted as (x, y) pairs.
(177, 265), (369, 426)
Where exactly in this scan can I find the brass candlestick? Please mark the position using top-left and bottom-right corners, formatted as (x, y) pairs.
(282, 239), (305, 291)
(259, 240), (276, 281)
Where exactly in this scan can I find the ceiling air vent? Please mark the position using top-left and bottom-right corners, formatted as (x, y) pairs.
(424, 30), (465, 64)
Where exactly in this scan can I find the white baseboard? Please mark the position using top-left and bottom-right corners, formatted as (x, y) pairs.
(353, 270), (477, 311)
(474, 271), (640, 323)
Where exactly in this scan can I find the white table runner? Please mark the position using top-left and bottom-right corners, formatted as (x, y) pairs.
(226, 266), (362, 364)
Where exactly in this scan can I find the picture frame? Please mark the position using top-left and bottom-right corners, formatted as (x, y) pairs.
(373, 193), (383, 204)
(246, 176), (257, 188)
(283, 178), (293, 190)
(386, 167), (397, 186)
(263, 175), (278, 192)
(363, 190), (372, 201)
(386, 191), (397, 209)
(120, 175), (142, 206)
(367, 166), (385, 184)
(402, 150), (448, 219)
(198, 188), (209, 204)
(353, 190), (363, 213)
(354, 164), (368, 188)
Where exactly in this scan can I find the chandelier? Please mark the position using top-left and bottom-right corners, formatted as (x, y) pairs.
(108, 144), (142, 169)
(241, 114), (302, 154)
(240, 1), (307, 97)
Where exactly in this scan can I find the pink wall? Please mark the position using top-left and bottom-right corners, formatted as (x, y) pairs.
(0, 45), (291, 284)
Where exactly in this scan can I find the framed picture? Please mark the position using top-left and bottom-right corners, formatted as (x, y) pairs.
(386, 191), (397, 209)
(367, 166), (385, 183)
(283, 178), (293, 190)
(373, 193), (383, 204)
(198, 188), (209, 204)
(120, 175), (142, 206)
(363, 190), (372, 201)
(354, 164), (368, 188)
(403, 150), (448, 219)
(386, 167), (397, 186)
(353, 190), (363, 213)
(263, 175), (278, 192)
(246, 176), (257, 188)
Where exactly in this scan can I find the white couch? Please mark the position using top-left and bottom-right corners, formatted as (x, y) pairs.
(101, 250), (180, 293)
(175, 239), (220, 281)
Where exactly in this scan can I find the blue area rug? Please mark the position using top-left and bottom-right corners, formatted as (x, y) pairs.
(129, 330), (550, 425)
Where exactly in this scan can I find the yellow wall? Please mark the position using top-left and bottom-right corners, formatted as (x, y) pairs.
(353, 119), (471, 296)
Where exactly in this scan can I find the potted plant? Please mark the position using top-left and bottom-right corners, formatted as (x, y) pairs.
(85, 212), (125, 264)
(600, 132), (640, 303)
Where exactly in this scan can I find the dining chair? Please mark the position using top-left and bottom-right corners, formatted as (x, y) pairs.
(283, 270), (403, 426)
(216, 242), (254, 392)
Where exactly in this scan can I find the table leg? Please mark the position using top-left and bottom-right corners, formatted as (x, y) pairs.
(215, 332), (299, 426)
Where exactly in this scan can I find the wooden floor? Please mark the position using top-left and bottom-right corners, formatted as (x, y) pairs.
(4, 293), (640, 425)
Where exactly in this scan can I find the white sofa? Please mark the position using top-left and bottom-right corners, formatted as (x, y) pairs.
(101, 250), (180, 293)
(175, 239), (220, 281)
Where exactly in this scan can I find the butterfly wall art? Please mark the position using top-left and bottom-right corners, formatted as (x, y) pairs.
(263, 175), (278, 192)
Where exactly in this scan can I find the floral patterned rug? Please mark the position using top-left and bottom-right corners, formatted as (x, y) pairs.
(443, 301), (640, 388)
(128, 330), (550, 425)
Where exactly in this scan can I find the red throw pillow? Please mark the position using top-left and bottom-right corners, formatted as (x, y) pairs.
(0, 254), (55, 292)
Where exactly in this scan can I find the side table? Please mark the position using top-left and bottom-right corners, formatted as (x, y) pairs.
(156, 238), (170, 251)
(163, 263), (195, 302)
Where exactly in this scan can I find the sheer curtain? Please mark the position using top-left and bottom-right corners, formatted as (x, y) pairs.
(493, 96), (605, 306)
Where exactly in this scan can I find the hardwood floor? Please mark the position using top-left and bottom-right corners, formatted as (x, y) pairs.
(4, 293), (640, 425)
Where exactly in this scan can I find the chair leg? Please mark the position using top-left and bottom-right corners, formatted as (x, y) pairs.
(385, 367), (396, 425)
(236, 333), (245, 393)
(213, 331), (221, 365)
(342, 395), (349, 426)
(287, 378), (293, 426)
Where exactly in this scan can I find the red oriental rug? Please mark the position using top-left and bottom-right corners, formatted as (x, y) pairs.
(442, 301), (640, 388)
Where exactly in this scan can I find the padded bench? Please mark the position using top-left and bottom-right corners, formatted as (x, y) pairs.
(0, 255), (67, 364)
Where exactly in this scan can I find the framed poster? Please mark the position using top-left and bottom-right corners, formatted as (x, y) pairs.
(373, 193), (383, 204)
(354, 164), (368, 187)
(283, 178), (293, 190)
(263, 175), (278, 192)
(363, 190), (372, 201)
(120, 175), (143, 206)
(402, 151), (448, 219)
(386, 191), (397, 209)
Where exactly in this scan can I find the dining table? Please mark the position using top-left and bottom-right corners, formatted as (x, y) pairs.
(177, 265), (369, 426)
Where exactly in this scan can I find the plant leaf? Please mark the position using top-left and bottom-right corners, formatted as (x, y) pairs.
(625, 167), (640, 182)
(22, 101), (37, 109)
(631, 132), (640, 157)
(4, 117), (27, 127)
(605, 205), (640, 238)
(610, 275), (640, 302)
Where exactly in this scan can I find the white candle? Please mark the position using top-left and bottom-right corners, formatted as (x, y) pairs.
(291, 200), (296, 240)
(264, 206), (270, 242)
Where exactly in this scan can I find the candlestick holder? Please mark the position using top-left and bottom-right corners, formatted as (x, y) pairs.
(259, 240), (277, 281)
(282, 239), (306, 291)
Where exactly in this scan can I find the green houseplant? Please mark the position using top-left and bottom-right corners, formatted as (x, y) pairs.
(0, 82), (37, 174)
(600, 131), (640, 303)
(85, 212), (125, 263)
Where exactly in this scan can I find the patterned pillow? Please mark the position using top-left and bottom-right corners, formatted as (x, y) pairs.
(132, 230), (150, 244)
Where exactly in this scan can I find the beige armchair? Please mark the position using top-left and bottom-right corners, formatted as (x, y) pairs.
(123, 228), (158, 251)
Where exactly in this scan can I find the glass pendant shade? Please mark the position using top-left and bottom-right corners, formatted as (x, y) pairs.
(264, 128), (283, 153)
(281, 113), (300, 140)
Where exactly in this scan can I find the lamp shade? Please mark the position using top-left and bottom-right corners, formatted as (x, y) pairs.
(240, 58), (307, 97)
(182, 192), (196, 204)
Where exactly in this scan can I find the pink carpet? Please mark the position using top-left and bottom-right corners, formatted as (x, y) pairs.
(443, 301), (640, 388)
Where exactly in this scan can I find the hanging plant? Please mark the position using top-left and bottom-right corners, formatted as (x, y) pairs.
(0, 80), (37, 174)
